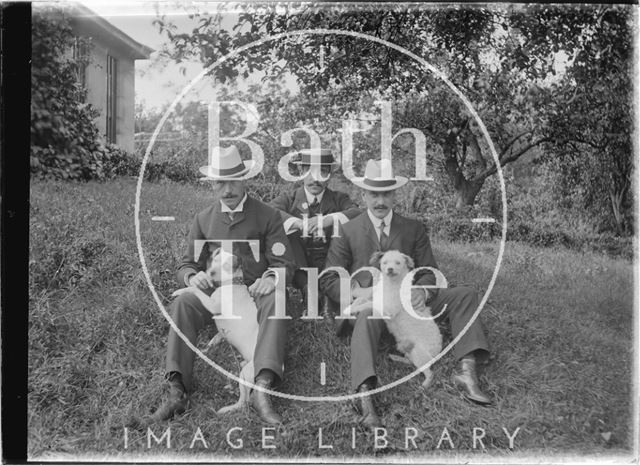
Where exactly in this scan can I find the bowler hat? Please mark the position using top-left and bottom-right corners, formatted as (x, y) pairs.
(290, 148), (338, 166)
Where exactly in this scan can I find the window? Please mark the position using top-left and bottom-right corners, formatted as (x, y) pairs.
(72, 37), (88, 88)
(106, 55), (117, 144)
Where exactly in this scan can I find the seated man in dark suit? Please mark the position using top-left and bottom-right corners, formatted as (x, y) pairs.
(270, 148), (360, 311)
(151, 145), (296, 425)
(320, 159), (492, 428)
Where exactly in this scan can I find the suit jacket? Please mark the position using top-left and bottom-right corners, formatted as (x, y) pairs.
(270, 186), (361, 268)
(320, 210), (439, 310)
(177, 196), (296, 287)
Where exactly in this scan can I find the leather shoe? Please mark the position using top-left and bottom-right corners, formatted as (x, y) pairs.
(251, 379), (282, 425)
(452, 357), (492, 405)
(353, 383), (383, 428)
(149, 383), (188, 422)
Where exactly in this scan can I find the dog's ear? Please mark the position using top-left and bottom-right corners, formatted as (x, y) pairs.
(211, 246), (221, 259)
(369, 251), (385, 268)
(403, 253), (415, 269)
(231, 254), (243, 273)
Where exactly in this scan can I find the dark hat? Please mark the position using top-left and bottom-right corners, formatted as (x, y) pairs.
(290, 148), (338, 166)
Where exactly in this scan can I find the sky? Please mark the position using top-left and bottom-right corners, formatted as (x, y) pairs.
(80, 1), (224, 110)
(76, 1), (570, 112)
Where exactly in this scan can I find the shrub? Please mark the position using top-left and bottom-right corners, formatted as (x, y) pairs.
(31, 6), (109, 181)
(101, 145), (141, 178)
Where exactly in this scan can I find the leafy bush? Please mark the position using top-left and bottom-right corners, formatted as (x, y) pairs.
(99, 146), (205, 183)
(100, 145), (140, 178)
(31, 6), (111, 181)
(423, 211), (631, 260)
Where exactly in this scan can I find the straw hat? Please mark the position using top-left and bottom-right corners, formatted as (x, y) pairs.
(350, 159), (409, 191)
(199, 145), (255, 180)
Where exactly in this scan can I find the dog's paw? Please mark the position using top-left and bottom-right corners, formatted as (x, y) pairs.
(421, 372), (433, 389)
(217, 403), (242, 415)
(205, 333), (225, 350)
(388, 353), (413, 365)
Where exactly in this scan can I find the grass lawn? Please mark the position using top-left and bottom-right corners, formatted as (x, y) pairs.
(28, 178), (636, 461)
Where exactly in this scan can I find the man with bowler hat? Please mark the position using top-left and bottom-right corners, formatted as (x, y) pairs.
(270, 148), (360, 310)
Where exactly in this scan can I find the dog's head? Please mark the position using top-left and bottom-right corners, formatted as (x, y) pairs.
(206, 248), (243, 284)
(369, 250), (414, 280)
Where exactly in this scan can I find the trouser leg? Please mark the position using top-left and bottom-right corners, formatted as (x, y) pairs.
(253, 290), (290, 384)
(430, 286), (490, 361)
(349, 307), (386, 391)
(165, 292), (214, 392)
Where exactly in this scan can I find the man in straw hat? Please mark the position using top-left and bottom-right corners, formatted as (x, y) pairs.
(151, 145), (296, 425)
(320, 158), (492, 428)
(270, 148), (360, 311)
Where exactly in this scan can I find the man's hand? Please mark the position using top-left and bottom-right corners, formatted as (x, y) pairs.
(308, 216), (324, 236)
(351, 283), (373, 301)
(189, 271), (214, 290)
(321, 215), (336, 230)
(290, 218), (304, 232)
(293, 216), (334, 237)
(349, 295), (372, 315)
(248, 276), (276, 297)
(410, 288), (429, 310)
(292, 217), (319, 236)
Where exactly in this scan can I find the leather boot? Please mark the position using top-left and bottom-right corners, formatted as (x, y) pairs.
(353, 382), (383, 428)
(251, 374), (282, 425)
(149, 382), (188, 422)
(126, 375), (188, 430)
(452, 357), (492, 405)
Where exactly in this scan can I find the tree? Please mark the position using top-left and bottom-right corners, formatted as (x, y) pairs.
(523, 6), (635, 234)
(154, 4), (634, 232)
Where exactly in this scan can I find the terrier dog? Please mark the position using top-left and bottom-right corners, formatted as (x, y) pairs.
(172, 247), (258, 414)
(348, 250), (442, 387)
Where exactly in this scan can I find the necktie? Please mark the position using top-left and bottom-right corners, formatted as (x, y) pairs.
(227, 211), (235, 221)
(309, 196), (320, 218)
(379, 220), (389, 250)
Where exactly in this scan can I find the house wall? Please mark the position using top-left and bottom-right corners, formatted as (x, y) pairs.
(75, 25), (137, 152)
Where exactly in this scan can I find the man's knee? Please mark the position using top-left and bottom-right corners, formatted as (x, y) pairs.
(356, 307), (374, 320)
(447, 286), (477, 303)
(254, 290), (289, 318)
(355, 307), (386, 328)
(458, 286), (478, 306)
(171, 292), (203, 319)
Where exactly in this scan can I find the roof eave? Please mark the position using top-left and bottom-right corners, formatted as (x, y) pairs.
(68, 3), (154, 60)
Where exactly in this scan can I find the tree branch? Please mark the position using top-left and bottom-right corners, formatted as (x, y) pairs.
(501, 137), (551, 164)
(501, 129), (533, 154)
(471, 137), (551, 182)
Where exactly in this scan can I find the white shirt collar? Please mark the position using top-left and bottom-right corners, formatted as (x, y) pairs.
(367, 209), (393, 236)
(220, 193), (248, 213)
(304, 187), (325, 205)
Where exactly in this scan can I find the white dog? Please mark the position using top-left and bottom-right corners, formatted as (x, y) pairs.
(348, 250), (442, 387)
(172, 247), (258, 414)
